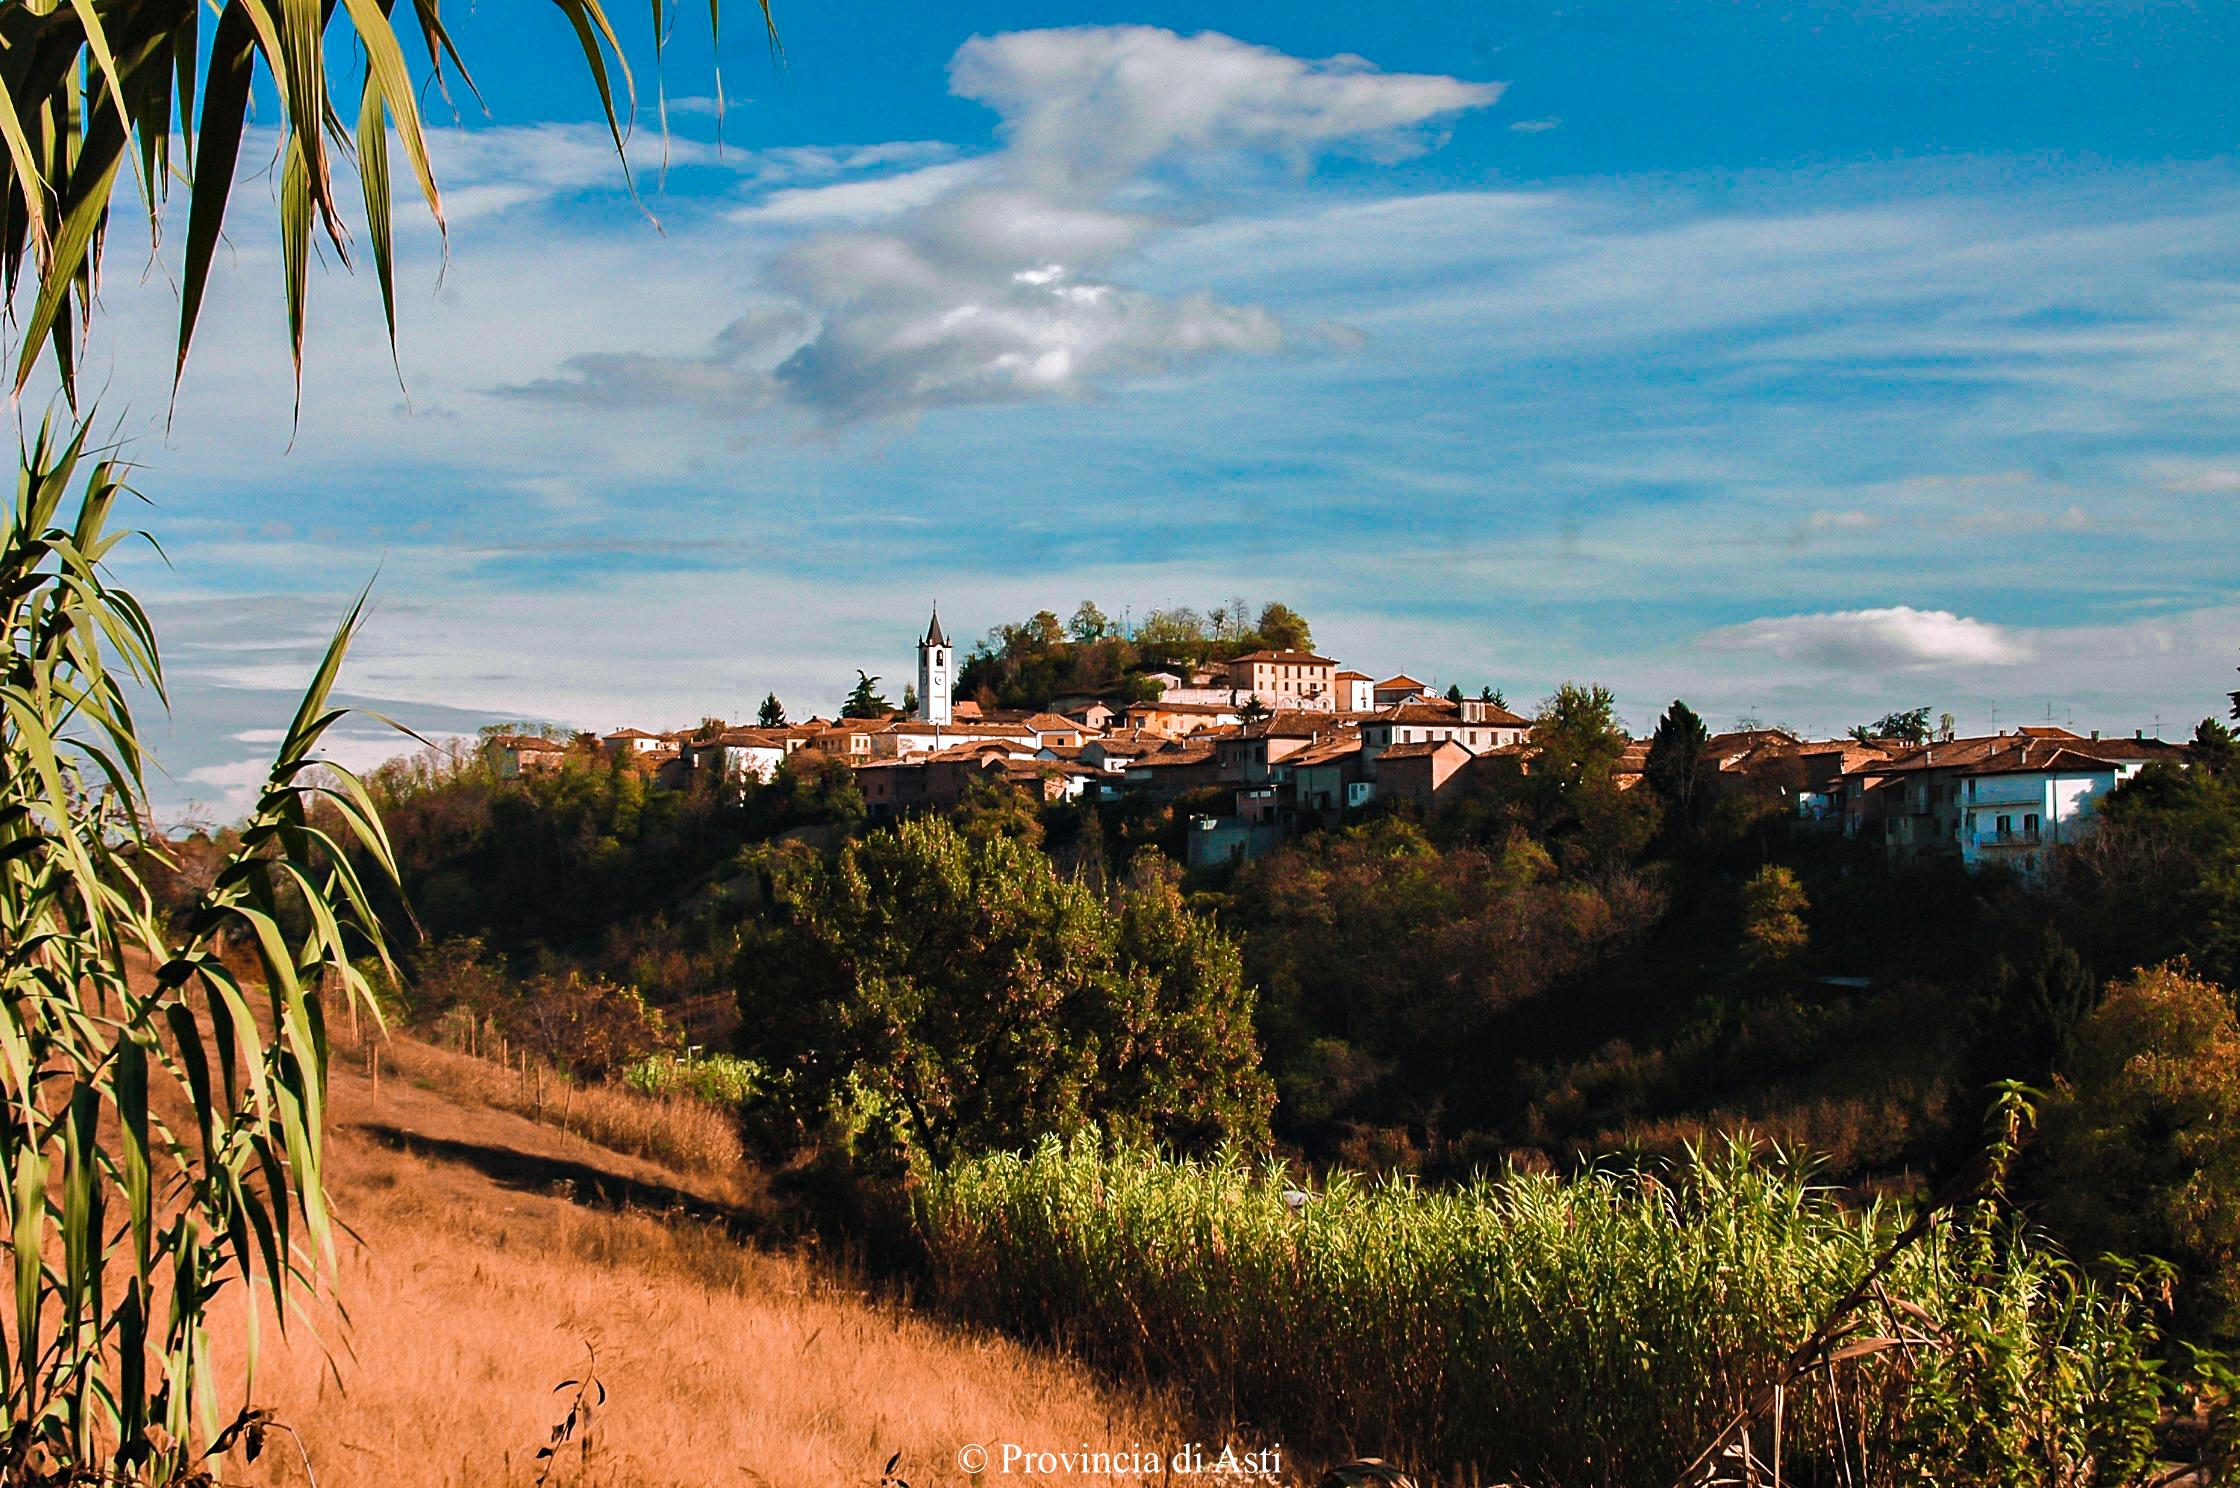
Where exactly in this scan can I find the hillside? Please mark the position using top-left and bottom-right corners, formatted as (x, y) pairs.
(207, 1033), (1188, 1488)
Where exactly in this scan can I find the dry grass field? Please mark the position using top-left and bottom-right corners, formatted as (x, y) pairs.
(203, 1034), (1194, 1488)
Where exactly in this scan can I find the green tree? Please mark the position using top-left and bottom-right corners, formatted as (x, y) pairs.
(1238, 693), (1272, 725)
(1524, 683), (1659, 868)
(1445, 682), (1465, 704)
(844, 670), (892, 718)
(758, 692), (788, 728)
(1852, 706), (1935, 745)
(1739, 864), (1810, 971)
(955, 772), (1045, 846)
(1645, 699), (1711, 829)
(1256, 601), (1313, 653)
(1069, 600), (1110, 642)
(2041, 963), (2240, 1340)
(739, 818), (1270, 1167)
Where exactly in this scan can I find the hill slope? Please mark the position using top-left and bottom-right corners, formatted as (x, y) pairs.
(212, 1036), (1184, 1487)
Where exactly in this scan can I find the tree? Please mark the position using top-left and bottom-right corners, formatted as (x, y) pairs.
(1739, 864), (1810, 971)
(1853, 706), (1935, 745)
(759, 693), (789, 728)
(1070, 600), (1110, 642)
(1644, 700), (1711, 829)
(1445, 683), (1466, 704)
(844, 670), (892, 718)
(955, 772), (1045, 846)
(1479, 684), (1508, 709)
(902, 682), (920, 714)
(738, 818), (1271, 1168)
(1524, 683), (1659, 868)
(1239, 693), (1272, 725)
(1256, 601), (1313, 653)
(2041, 963), (2240, 1340)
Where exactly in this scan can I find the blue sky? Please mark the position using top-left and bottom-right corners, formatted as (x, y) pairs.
(46, 1), (2240, 816)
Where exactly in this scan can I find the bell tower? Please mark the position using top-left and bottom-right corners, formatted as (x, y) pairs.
(916, 604), (953, 725)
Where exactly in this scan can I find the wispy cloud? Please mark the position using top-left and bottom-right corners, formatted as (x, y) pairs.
(1697, 606), (2034, 671)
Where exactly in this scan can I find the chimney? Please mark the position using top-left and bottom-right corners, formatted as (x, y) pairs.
(2135, 729), (2144, 740)
(2091, 729), (2099, 741)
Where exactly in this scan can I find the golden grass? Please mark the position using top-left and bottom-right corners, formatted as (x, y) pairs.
(203, 1046), (1188, 1488)
(337, 1023), (747, 1182)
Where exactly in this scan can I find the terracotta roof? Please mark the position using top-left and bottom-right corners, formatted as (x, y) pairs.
(1379, 739), (1469, 761)
(1288, 736), (1364, 768)
(1374, 675), (1429, 691)
(1021, 712), (1083, 732)
(1126, 700), (1239, 716)
(1333, 670), (1373, 682)
(1128, 745), (1219, 769)
(1462, 701), (1533, 727)
(603, 727), (662, 740)
(1954, 737), (2186, 775)
(1238, 712), (1343, 740)
(487, 734), (566, 751)
(1372, 703), (1506, 727)
(882, 719), (1035, 738)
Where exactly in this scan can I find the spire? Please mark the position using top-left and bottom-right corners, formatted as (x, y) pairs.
(923, 603), (949, 650)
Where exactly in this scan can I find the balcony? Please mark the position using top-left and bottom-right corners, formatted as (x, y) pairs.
(1975, 829), (2042, 849)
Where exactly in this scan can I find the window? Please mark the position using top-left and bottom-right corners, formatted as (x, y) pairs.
(2024, 813), (2038, 836)
(1996, 814), (2011, 837)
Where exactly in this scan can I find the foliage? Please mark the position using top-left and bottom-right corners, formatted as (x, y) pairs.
(1231, 816), (1661, 1147)
(2041, 963), (2240, 1341)
(956, 598), (1317, 709)
(1254, 601), (1312, 653)
(0, 425), (398, 1478)
(1517, 682), (1659, 869)
(736, 817), (1272, 1168)
(843, 671), (891, 718)
(622, 1049), (762, 1107)
(757, 692), (787, 728)
(1645, 698), (1710, 829)
(1738, 864), (1810, 970)
(1853, 706), (1935, 745)
(916, 1135), (2197, 1488)
(0, 0), (768, 403)
(2057, 757), (2240, 988)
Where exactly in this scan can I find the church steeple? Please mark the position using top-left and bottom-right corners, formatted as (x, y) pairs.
(916, 602), (953, 725)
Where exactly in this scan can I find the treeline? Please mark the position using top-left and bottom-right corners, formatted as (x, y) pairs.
(955, 597), (1313, 711)
(324, 682), (2240, 1344)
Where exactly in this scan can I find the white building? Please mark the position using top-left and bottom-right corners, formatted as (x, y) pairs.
(1955, 737), (2182, 871)
(916, 605), (954, 726)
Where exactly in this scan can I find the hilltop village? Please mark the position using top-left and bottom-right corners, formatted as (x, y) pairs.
(483, 606), (2192, 873)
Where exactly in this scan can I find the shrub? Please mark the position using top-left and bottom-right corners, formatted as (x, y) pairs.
(2040, 962), (2240, 1341)
(624, 1050), (764, 1106)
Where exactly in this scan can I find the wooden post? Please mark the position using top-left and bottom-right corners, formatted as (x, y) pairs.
(370, 1045), (380, 1101)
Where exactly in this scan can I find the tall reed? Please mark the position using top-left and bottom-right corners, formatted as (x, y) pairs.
(916, 1139), (2185, 1486)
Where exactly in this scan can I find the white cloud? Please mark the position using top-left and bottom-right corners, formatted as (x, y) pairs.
(948, 27), (1499, 190)
(1697, 606), (2034, 671)
(534, 27), (1501, 426)
(1508, 116), (1561, 134)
